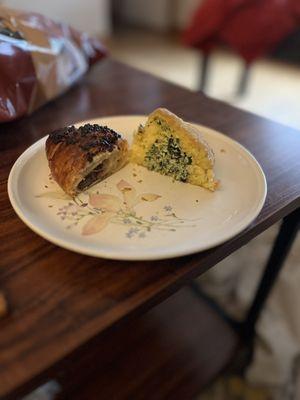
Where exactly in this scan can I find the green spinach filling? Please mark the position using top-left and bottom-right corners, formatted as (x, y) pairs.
(145, 121), (192, 182)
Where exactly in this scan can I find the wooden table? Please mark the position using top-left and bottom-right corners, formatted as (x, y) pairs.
(1, 59), (300, 400)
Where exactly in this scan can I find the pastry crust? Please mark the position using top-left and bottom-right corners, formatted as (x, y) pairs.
(46, 124), (128, 196)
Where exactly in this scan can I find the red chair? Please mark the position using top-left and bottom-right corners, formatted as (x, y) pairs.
(183, 0), (300, 94)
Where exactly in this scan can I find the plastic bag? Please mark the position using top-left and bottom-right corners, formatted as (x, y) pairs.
(0, 6), (107, 122)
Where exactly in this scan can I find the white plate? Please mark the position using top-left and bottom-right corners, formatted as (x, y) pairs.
(8, 116), (267, 260)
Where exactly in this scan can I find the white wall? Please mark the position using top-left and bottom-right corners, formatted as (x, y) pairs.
(174, 0), (202, 29)
(118, 0), (170, 31)
(2, 0), (112, 36)
(117, 0), (201, 31)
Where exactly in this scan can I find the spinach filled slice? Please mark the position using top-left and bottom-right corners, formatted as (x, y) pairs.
(131, 108), (219, 191)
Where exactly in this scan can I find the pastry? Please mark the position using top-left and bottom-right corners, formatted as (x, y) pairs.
(131, 108), (218, 190)
(46, 123), (128, 196)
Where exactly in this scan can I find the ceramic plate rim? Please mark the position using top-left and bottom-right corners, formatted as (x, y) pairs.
(7, 115), (267, 260)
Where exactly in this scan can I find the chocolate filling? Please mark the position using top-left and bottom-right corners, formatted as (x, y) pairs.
(77, 163), (104, 191)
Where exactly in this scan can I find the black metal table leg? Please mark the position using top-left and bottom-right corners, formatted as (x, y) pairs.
(189, 208), (300, 373)
(240, 207), (300, 341)
(189, 207), (300, 348)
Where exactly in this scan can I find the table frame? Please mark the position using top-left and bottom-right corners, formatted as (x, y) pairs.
(190, 207), (300, 367)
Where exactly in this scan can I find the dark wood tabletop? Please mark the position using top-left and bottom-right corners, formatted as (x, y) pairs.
(0, 59), (300, 399)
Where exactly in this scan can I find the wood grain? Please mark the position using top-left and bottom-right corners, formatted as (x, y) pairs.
(0, 59), (300, 398)
(0, 292), (7, 318)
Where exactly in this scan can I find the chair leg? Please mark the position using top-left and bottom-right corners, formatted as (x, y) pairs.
(237, 62), (251, 96)
(198, 53), (210, 92)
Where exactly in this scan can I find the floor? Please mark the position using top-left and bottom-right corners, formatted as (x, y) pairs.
(107, 29), (300, 400)
(107, 28), (300, 130)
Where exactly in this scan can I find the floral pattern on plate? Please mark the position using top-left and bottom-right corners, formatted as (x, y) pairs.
(36, 179), (197, 239)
